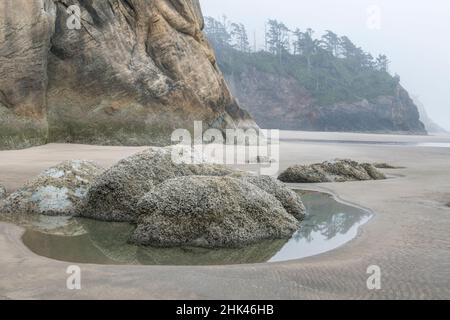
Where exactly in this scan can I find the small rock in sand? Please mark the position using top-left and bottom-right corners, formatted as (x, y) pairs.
(278, 159), (386, 183)
(0, 161), (103, 216)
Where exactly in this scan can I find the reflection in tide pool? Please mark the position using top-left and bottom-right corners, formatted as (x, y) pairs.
(270, 191), (372, 262)
(17, 191), (372, 266)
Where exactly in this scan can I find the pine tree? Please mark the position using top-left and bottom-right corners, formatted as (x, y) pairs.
(376, 54), (390, 72)
(230, 23), (250, 52)
(321, 30), (340, 56)
(265, 19), (290, 56)
(204, 16), (231, 48)
(293, 28), (319, 70)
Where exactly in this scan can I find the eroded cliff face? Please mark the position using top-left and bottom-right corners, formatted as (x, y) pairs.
(0, 0), (256, 149)
(226, 68), (426, 134)
(0, 0), (55, 148)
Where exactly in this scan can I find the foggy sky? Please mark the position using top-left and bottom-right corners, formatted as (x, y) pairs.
(200, 0), (450, 131)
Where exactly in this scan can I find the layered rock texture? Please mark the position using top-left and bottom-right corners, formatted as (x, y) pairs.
(0, 0), (256, 149)
(0, 160), (103, 216)
(278, 159), (386, 183)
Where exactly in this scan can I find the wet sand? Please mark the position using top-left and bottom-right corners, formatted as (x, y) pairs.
(1, 131), (449, 299)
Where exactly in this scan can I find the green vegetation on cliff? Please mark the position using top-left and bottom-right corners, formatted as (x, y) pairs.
(205, 17), (399, 106)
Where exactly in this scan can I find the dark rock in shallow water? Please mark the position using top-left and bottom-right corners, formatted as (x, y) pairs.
(78, 147), (234, 222)
(131, 176), (300, 248)
(278, 159), (386, 183)
(240, 175), (305, 220)
(0, 161), (103, 216)
(373, 162), (404, 169)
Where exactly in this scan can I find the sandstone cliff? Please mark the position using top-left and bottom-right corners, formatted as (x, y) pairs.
(0, 0), (256, 149)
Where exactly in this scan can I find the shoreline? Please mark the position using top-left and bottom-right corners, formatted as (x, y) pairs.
(1, 132), (450, 299)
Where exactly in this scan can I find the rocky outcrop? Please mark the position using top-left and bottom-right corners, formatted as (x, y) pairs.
(131, 176), (300, 248)
(225, 67), (426, 134)
(1, 160), (103, 215)
(278, 159), (386, 183)
(1, 147), (305, 248)
(0, 0), (256, 149)
(79, 147), (306, 224)
(76, 147), (305, 248)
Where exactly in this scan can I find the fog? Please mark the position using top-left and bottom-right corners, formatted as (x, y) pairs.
(200, 0), (450, 131)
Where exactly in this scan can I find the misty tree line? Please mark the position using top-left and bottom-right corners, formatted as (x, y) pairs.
(204, 16), (391, 73)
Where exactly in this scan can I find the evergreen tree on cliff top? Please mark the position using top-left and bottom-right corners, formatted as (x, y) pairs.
(204, 16), (398, 105)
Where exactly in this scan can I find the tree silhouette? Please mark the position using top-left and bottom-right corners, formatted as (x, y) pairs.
(293, 28), (320, 70)
(230, 23), (250, 52)
(321, 30), (340, 57)
(266, 19), (290, 59)
(376, 54), (390, 72)
(204, 16), (231, 48)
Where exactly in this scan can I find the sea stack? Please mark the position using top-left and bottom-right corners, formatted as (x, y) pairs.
(0, 0), (257, 149)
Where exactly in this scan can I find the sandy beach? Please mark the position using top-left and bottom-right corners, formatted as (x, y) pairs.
(0, 131), (449, 299)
